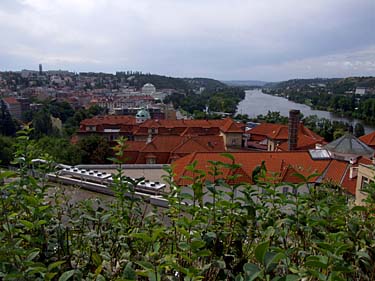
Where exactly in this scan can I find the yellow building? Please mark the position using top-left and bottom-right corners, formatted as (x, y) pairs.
(355, 163), (375, 205)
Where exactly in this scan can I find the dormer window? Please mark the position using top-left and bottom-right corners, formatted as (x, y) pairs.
(86, 125), (96, 131)
(145, 153), (157, 164)
(149, 127), (157, 134)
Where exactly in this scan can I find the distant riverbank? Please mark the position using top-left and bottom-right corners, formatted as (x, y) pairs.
(236, 89), (375, 134)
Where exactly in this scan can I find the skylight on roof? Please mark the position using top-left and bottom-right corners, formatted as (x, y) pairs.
(309, 149), (331, 160)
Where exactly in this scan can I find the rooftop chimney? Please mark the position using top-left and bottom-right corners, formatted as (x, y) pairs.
(288, 109), (300, 151)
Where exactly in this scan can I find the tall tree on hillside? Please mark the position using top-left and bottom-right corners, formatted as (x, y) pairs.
(354, 123), (365, 138)
(0, 99), (16, 136)
(77, 135), (111, 164)
(32, 109), (53, 138)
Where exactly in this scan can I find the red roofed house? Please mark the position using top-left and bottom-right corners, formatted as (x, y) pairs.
(359, 131), (375, 149)
(123, 135), (226, 164)
(76, 115), (138, 142)
(133, 117), (244, 148)
(2, 97), (22, 120)
(76, 115), (245, 150)
(171, 150), (367, 204)
(247, 110), (325, 151)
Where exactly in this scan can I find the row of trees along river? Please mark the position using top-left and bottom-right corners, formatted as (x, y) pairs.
(237, 89), (375, 134)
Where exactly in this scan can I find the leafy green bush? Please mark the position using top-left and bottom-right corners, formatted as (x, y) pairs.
(1, 129), (375, 280)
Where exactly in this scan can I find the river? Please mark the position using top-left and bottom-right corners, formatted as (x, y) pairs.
(237, 89), (375, 134)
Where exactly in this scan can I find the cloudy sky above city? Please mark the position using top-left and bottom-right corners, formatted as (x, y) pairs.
(0, 0), (374, 81)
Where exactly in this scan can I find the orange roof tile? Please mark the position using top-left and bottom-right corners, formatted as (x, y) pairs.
(124, 141), (146, 151)
(136, 118), (244, 134)
(249, 123), (324, 142)
(81, 115), (137, 126)
(323, 160), (348, 185)
(340, 171), (357, 195)
(122, 135), (226, 164)
(173, 151), (331, 186)
(249, 123), (286, 139)
(277, 134), (325, 151)
(360, 131), (375, 147)
(2, 97), (19, 105)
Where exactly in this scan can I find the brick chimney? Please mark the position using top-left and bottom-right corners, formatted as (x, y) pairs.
(288, 109), (300, 151)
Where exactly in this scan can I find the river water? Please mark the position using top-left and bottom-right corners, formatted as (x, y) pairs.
(237, 89), (375, 134)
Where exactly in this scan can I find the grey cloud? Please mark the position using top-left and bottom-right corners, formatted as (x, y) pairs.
(0, 0), (374, 80)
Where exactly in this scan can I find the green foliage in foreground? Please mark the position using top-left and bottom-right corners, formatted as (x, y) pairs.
(1, 131), (375, 280)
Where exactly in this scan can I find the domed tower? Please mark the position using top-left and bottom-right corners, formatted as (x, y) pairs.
(136, 108), (151, 124)
(141, 83), (156, 95)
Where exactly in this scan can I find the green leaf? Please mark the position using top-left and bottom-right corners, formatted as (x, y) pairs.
(351, 206), (367, 212)
(137, 261), (154, 270)
(58, 270), (76, 281)
(130, 232), (152, 242)
(20, 220), (34, 230)
(26, 250), (40, 261)
(254, 240), (269, 264)
(272, 275), (300, 281)
(220, 153), (235, 162)
(45, 272), (58, 281)
(96, 274), (105, 281)
(92, 252), (102, 267)
(305, 255), (328, 269)
(243, 263), (261, 281)
(265, 252), (284, 272)
(123, 262), (136, 280)
(47, 261), (66, 272)
(0, 170), (16, 179)
(191, 239), (205, 250)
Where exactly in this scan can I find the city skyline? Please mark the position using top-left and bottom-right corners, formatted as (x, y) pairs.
(0, 0), (374, 81)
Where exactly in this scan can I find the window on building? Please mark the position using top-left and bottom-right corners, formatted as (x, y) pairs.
(282, 187), (288, 194)
(292, 187), (298, 195)
(147, 158), (156, 164)
(86, 126), (96, 131)
(360, 176), (371, 191)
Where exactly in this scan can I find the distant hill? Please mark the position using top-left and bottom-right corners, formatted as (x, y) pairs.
(264, 77), (375, 91)
(115, 72), (226, 91)
(183, 77), (226, 91)
(223, 80), (269, 87)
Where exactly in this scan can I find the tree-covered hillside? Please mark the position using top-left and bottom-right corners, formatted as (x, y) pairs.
(115, 72), (226, 91)
(264, 76), (375, 122)
(164, 87), (245, 116)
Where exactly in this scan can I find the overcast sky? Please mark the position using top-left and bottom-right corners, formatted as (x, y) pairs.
(0, 0), (374, 81)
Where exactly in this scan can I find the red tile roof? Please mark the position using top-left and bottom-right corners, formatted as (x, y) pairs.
(81, 115), (137, 126)
(249, 123), (324, 142)
(324, 160), (348, 185)
(134, 118), (244, 136)
(123, 135), (226, 164)
(172, 151), (331, 186)
(360, 131), (375, 147)
(277, 134), (326, 151)
(340, 171), (356, 195)
(248, 122), (325, 151)
(2, 97), (19, 105)
(249, 123), (287, 140)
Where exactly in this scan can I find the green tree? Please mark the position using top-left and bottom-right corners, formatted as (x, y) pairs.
(0, 136), (15, 165)
(77, 135), (111, 164)
(35, 136), (83, 165)
(0, 99), (17, 136)
(354, 123), (365, 137)
(32, 109), (53, 138)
